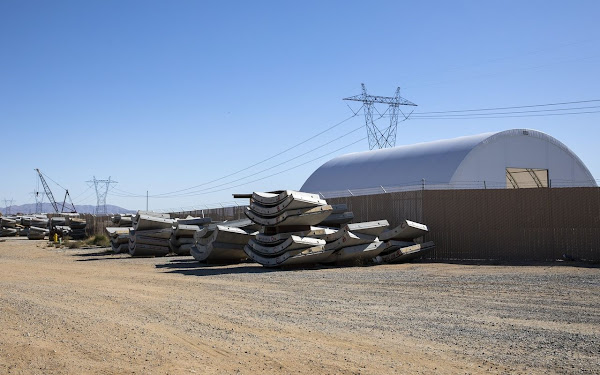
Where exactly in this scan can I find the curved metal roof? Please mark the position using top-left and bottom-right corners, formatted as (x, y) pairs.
(300, 129), (596, 194)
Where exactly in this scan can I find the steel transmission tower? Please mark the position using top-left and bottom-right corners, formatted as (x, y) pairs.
(3, 199), (15, 215)
(344, 83), (417, 150)
(32, 191), (44, 214)
(87, 177), (117, 215)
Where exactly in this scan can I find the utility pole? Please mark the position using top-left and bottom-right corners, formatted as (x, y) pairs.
(146, 191), (149, 211)
(344, 83), (417, 150)
(86, 177), (118, 215)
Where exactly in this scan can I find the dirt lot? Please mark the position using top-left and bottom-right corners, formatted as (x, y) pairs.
(0, 238), (598, 374)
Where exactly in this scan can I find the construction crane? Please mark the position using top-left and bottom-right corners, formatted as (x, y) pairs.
(34, 168), (77, 213)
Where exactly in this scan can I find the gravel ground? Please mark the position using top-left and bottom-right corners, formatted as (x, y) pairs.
(0, 237), (598, 374)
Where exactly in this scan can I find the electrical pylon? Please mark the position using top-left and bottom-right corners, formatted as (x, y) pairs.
(87, 177), (117, 215)
(31, 191), (44, 214)
(3, 199), (15, 215)
(344, 83), (417, 150)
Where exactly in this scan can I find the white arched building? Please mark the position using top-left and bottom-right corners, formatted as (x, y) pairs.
(301, 129), (596, 197)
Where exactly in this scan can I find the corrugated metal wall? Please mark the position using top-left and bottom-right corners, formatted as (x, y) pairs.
(329, 187), (600, 261)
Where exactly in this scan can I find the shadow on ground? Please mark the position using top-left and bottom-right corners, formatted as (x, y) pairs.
(155, 259), (274, 276)
(154, 258), (343, 276)
(418, 258), (600, 269)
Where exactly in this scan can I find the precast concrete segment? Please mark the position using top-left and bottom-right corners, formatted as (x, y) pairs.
(133, 215), (175, 231)
(247, 236), (325, 257)
(249, 194), (327, 217)
(324, 229), (379, 251)
(194, 226), (213, 241)
(31, 218), (49, 227)
(176, 217), (211, 226)
(135, 211), (170, 219)
(249, 190), (325, 207)
(129, 242), (170, 257)
(174, 224), (200, 237)
(173, 237), (195, 246)
(172, 243), (193, 256)
(1, 228), (18, 237)
(1, 218), (17, 228)
(379, 220), (429, 241)
(196, 225), (254, 246)
(319, 211), (354, 227)
(254, 227), (337, 245)
(373, 242), (436, 264)
(327, 241), (387, 263)
(377, 240), (416, 256)
(111, 214), (134, 227)
(243, 244), (331, 267)
(346, 220), (390, 236)
(130, 235), (171, 247)
(216, 218), (255, 228)
(244, 205), (333, 227)
(130, 228), (172, 239)
(112, 243), (129, 254)
(190, 242), (247, 262)
(110, 234), (130, 245)
(105, 227), (131, 236)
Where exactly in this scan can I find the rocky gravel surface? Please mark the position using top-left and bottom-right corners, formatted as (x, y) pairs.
(0, 237), (598, 374)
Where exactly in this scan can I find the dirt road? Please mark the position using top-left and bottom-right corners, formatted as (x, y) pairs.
(0, 238), (598, 374)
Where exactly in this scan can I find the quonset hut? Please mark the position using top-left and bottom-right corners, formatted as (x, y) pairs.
(301, 129), (596, 197)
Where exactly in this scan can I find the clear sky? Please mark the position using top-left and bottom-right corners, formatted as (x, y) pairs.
(1, 0), (599, 211)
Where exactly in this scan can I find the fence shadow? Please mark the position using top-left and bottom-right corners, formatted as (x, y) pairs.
(421, 259), (600, 269)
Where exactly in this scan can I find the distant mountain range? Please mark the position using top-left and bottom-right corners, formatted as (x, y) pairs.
(0, 203), (136, 215)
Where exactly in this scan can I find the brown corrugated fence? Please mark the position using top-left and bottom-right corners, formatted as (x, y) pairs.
(328, 187), (600, 261)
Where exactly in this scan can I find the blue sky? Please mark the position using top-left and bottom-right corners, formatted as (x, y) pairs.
(1, 1), (599, 211)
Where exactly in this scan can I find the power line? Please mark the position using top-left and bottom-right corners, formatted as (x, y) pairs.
(172, 136), (368, 197)
(112, 112), (362, 198)
(122, 124), (366, 199)
(409, 109), (600, 120)
(148, 112), (361, 198)
(411, 105), (600, 118)
(413, 99), (600, 115)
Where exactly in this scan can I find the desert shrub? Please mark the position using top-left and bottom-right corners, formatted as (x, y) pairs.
(85, 234), (110, 247)
(67, 241), (82, 249)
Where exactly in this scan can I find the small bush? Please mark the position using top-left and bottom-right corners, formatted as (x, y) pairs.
(67, 241), (82, 249)
(85, 234), (110, 247)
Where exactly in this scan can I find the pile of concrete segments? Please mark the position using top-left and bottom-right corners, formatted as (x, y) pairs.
(170, 216), (212, 255)
(128, 212), (174, 256)
(126, 211), (213, 257)
(47, 215), (87, 241)
(0, 215), (50, 239)
(1, 216), (19, 237)
(106, 214), (134, 253)
(27, 216), (50, 240)
(190, 218), (260, 263)
(235, 190), (434, 268)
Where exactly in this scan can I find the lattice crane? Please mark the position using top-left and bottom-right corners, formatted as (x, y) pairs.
(34, 168), (77, 213)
